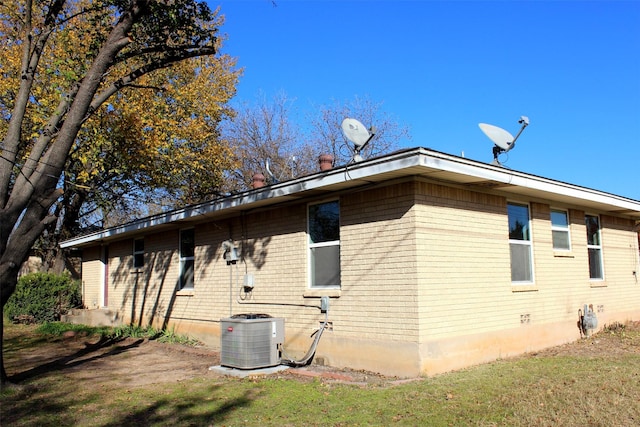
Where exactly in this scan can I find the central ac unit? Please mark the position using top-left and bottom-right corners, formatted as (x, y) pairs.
(220, 314), (284, 369)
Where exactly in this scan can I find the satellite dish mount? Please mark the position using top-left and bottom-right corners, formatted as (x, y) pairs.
(341, 118), (376, 163)
(479, 116), (529, 166)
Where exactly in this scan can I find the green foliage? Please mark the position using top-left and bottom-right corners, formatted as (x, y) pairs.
(111, 324), (150, 339)
(5, 273), (81, 324)
(156, 326), (202, 346)
(35, 321), (201, 346)
(35, 321), (112, 337)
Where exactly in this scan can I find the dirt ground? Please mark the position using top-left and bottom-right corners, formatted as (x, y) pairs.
(6, 320), (640, 388)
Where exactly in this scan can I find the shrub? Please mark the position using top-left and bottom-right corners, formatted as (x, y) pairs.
(35, 321), (202, 346)
(5, 272), (81, 323)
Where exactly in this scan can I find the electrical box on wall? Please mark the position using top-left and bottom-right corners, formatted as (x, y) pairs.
(223, 240), (239, 265)
(243, 274), (254, 290)
(320, 296), (330, 313)
(224, 247), (238, 264)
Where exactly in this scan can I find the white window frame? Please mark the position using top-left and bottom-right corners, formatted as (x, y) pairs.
(133, 238), (144, 269)
(508, 202), (534, 284)
(179, 228), (195, 290)
(585, 214), (604, 281)
(550, 209), (571, 251)
(307, 200), (341, 289)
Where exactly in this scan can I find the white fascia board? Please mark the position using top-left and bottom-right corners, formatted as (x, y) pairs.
(60, 148), (640, 248)
(417, 149), (640, 213)
(60, 151), (425, 248)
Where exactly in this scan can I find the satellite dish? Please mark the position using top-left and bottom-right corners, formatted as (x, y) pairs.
(341, 118), (376, 162)
(478, 116), (529, 166)
(341, 118), (370, 148)
(478, 123), (515, 151)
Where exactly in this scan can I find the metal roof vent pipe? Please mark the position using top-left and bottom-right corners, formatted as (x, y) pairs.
(318, 154), (334, 171)
(251, 173), (266, 189)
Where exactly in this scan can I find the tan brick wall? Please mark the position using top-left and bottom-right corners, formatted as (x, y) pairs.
(80, 246), (102, 309)
(597, 214), (640, 318)
(413, 185), (640, 376)
(106, 231), (181, 327)
(338, 182), (419, 341)
(79, 177), (640, 377)
(107, 239), (134, 321)
(415, 181), (509, 340)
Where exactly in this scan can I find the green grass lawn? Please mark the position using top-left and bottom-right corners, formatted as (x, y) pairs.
(2, 321), (639, 426)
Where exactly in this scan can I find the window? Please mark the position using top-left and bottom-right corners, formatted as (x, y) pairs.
(308, 200), (340, 288)
(179, 229), (195, 289)
(550, 209), (571, 250)
(133, 238), (144, 268)
(585, 215), (604, 280)
(508, 202), (533, 283)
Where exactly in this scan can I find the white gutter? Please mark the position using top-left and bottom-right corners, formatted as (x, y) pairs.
(416, 149), (640, 212)
(60, 147), (640, 248)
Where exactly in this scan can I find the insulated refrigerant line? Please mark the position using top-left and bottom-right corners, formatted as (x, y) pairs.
(281, 297), (330, 368)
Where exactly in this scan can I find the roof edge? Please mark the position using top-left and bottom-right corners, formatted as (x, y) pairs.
(60, 147), (640, 248)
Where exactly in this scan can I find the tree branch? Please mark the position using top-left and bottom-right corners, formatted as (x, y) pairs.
(1, 0), (69, 206)
(87, 46), (216, 120)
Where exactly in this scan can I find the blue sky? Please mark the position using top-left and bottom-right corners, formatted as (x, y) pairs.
(212, 0), (640, 200)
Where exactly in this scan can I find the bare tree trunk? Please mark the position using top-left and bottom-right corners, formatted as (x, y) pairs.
(0, 2), (142, 390)
(0, 263), (19, 387)
(51, 251), (67, 275)
(1, 303), (5, 386)
(0, 0), (221, 390)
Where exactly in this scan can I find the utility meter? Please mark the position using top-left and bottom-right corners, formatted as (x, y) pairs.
(320, 296), (330, 313)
